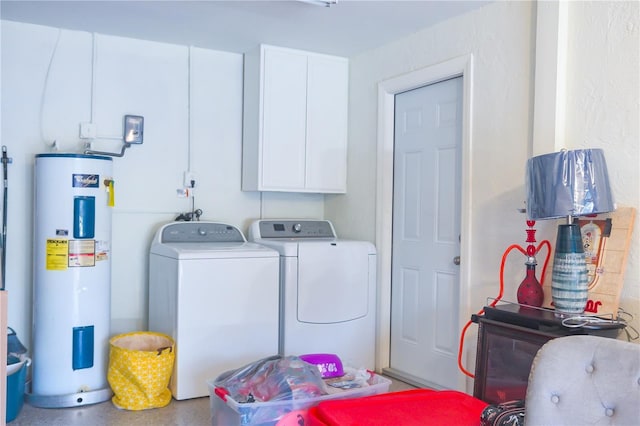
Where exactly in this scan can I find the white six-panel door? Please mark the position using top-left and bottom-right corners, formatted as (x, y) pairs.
(389, 76), (463, 389)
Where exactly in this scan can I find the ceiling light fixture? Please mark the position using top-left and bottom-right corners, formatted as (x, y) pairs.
(297, 0), (337, 7)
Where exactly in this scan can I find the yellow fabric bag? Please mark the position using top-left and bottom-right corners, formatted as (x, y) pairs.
(107, 331), (175, 410)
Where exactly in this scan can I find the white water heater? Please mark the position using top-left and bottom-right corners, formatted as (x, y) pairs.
(30, 153), (113, 407)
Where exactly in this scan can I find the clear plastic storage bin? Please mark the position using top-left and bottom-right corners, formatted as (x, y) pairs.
(209, 373), (391, 426)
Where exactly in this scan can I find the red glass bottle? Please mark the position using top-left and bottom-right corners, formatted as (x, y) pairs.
(517, 257), (544, 307)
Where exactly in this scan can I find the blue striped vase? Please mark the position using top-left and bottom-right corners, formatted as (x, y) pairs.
(551, 224), (588, 315)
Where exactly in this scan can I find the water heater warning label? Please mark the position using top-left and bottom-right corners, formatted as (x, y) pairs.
(69, 240), (96, 267)
(46, 239), (69, 270)
(95, 240), (110, 262)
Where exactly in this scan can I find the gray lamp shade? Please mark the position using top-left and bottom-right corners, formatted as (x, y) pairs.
(526, 149), (615, 220)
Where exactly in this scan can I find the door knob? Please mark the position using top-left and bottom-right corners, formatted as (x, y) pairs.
(453, 256), (461, 265)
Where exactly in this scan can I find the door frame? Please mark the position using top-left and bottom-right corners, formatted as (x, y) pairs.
(375, 54), (474, 391)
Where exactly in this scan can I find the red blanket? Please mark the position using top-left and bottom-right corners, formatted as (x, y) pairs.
(307, 389), (488, 426)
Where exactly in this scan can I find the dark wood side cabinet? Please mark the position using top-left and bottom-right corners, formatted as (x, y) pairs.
(472, 303), (624, 404)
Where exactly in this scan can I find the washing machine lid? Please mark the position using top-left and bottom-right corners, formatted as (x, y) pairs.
(150, 221), (279, 259)
(150, 241), (278, 259)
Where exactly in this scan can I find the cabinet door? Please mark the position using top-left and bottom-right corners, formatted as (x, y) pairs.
(305, 55), (348, 193)
(261, 48), (308, 190)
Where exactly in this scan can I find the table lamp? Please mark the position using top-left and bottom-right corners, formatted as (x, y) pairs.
(526, 149), (615, 315)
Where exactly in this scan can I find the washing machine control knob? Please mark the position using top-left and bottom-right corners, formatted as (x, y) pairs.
(292, 223), (302, 233)
(198, 227), (207, 236)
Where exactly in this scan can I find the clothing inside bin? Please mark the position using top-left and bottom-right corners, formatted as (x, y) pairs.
(214, 354), (377, 405)
(214, 355), (328, 403)
(210, 362), (391, 426)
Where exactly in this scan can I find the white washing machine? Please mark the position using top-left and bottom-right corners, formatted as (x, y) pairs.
(148, 221), (279, 400)
(248, 219), (376, 370)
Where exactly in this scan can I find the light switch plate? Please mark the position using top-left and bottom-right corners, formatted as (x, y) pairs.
(123, 115), (144, 144)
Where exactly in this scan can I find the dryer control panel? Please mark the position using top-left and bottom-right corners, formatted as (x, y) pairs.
(254, 220), (336, 239)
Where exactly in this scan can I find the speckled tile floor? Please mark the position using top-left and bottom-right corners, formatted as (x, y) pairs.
(10, 376), (417, 425)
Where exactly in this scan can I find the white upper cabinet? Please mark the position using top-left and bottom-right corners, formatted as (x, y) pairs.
(242, 45), (348, 193)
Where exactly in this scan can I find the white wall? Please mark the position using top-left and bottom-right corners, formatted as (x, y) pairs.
(2, 0), (638, 376)
(327, 0), (639, 385)
(563, 1), (639, 330)
(1, 20), (324, 346)
(334, 0), (537, 319)
(332, 0), (538, 389)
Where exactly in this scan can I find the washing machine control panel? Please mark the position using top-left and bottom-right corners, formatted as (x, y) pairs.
(256, 220), (336, 239)
(160, 222), (245, 243)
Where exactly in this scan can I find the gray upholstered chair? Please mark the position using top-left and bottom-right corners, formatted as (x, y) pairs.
(525, 335), (640, 425)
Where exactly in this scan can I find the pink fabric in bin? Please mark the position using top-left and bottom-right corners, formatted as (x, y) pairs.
(307, 389), (489, 426)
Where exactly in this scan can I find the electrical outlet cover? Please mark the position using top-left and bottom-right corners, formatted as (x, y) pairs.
(183, 171), (197, 188)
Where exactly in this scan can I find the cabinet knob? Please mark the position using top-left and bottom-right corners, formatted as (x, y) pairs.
(453, 256), (461, 265)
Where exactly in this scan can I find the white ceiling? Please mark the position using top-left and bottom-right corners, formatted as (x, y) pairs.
(0, 0), (490, 57)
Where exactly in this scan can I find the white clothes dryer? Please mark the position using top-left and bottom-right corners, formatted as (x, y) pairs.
(148, 221), (279, 400)
(248, 219), (376, 370)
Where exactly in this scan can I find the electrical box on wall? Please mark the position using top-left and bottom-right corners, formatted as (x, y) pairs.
(79, 122), (97, 139)
(84, 114), (144, 158)
(183, 171), (197, 188)
(123, 115), (144, 144)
